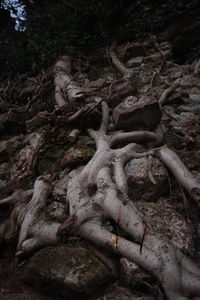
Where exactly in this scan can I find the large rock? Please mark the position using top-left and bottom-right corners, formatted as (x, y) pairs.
(120, 258), (153, 290)
(61, 144), (95, 168)
(95, 282), (162, 300)
(125, 157), (168, 202)
(113, 96), (161, 130)
(23, 246), (112, 298)
(136, 199), (193, 250)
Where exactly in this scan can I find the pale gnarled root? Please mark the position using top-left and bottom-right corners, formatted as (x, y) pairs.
(109, 47), (134, 80)
(79, 166), (200, 300)
(0, 188), (34, 244)
(68, 129), (80, 143)
(54, 55), (84, 106)
(159, 79), (181, 106)
(158, 145), (200, 205)
(110, 123), (165, 148)
(65, 101), (200, 299)
(16, 176), (60, 257)
(15, 101), (200, 299)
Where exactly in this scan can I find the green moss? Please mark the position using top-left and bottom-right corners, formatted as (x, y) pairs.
(37, 146), (66, 174)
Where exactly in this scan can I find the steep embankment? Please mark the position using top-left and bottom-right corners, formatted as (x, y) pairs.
(0, 25), (200, 299)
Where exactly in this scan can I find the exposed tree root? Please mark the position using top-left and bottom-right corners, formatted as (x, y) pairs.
(17, 101), (200, 299)
(1, 40), (199, 299)
(158, 146), (200, 205)
(159, 79), (181, 106)
(17, 176), (60, 256)
(54, 56), (84, 106)
(109, 47), (134, 80)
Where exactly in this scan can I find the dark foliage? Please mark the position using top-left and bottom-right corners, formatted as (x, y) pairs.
(0, 0), (200, 79)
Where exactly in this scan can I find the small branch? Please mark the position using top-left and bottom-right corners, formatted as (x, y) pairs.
(68, 107), (85, 122)
(109, 48), (133, 79)
(68, 129), (80, 143)
(159, 79), (180, 106)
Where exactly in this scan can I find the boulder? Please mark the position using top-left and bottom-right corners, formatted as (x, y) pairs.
(23, 246), (112, 298)
(120, 258), (153, 289)
(61, 144), (95, 168)
(125, 157), (168, 202)
(95, 282), (162, 300)
(107, 80), (137, 106)
(136, 199), (193, 250)
(113, 96), (161, 130)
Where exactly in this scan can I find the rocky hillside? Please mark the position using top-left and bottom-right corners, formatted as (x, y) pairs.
(0, 27), (200, 299)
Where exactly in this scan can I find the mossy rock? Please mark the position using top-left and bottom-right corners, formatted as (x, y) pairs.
(23, 246), (112, 298)
(61, 144), (95, 169)
(37, 147), (66, 174)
